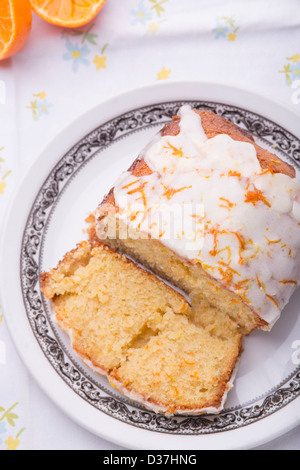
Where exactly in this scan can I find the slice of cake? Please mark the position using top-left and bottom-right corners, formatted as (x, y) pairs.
(95, 105), (300, 334)
(41, 241), (242, 415)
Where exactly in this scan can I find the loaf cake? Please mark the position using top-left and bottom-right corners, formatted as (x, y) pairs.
(96, 105), (300, 334)
(41, 240), (242, 415)
(41, 105), (300, 416)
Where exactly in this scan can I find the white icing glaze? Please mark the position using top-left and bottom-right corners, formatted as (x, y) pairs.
(112, 105), (300, 328)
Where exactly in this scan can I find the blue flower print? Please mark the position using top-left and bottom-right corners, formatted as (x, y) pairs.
(0, 422), (6, 434)
(212, 24), (229, 39)
(63, 39), (90, 72)
(0, 421), (6, 446)
(131, 1), (152, 26)
(291, 62), (300, 81)
(37, 100), (52, 117)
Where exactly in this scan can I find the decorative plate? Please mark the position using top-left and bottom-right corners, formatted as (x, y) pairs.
(1, 82), (300, 450)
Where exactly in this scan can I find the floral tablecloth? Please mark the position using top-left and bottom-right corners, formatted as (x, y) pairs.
(0, 0), (299, 450)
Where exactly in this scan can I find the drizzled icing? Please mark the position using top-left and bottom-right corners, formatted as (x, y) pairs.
(112, 105), (300, 327)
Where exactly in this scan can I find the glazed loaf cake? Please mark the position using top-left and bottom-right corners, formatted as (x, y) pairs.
(96, 105), (300, 335)
(41, 241), (242, 415)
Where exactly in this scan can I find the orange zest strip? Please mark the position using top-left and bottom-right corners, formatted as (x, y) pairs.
(265, 236), (281, 245)
(163, 185), (192, 200)
(256, 275), (266, 291)
(137, 207), (151, 229)
(228, 170), (242, 178)
(266, 294), (279, 309)
(245, 187), (271, 208)
(218, 261), (241, 277)
(121, 179), (141, 190)
(209, 227), (246, 257)
(259, 167), (275, 176)
(280, 280), (298, 285)
(158, 230), (166, 238)
(167, 142), (184, 157)
(201, 263), (217, 271)
(214, 246), (232, 264)
(235, 278), (250, 287)
(219, 197), (236, 211)
(127, 182), (147, 207)
(217, 267), (234, 286)
(182, 359), (196, 366)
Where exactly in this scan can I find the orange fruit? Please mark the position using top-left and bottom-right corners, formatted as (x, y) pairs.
(30, 0), (107, 28)
(0, 0), (32, 61)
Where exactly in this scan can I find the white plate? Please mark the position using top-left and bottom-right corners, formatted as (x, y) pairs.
(1, 81), (300, 450)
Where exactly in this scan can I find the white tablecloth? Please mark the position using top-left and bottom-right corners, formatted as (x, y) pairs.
(0, 0), (299, 450)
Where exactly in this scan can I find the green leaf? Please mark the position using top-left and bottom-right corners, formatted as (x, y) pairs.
(63, 29), (83, 37)
(101, 43), (109, 55)
(30, 100), (38, 109)
(16, 428), (25, 439)
(81, 23), (98, 45)
(7, 416), (16, 427)
(85, 33), (98, 45)
(149, 0), (168, 17)
(2, 170), (12, 180)
(70, 30), (83, 36)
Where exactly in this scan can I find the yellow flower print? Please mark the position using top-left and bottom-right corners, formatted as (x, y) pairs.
(213, 16), (240, 41)
(26, 93), (53, 121)
(228, 32), (237, 41)
(93, 55), (107, 70)
(0, 171), (12, 194)
(0, 181), (6, 195)
(148, 22), (159, 34)
(0, 314), (3, 326)
(288, 53), (300, 63)
(157, 66), (171, 80)
(93, 43), (108, 71)
(33, 91), (47, 100)
(4, 429), (24, 451)
(280, 55), (300, 85)
(0, 149), (11, 196)
(0, 403), (25, 450)
(131, 1), (169, 33)
(5, 435), (20, 451)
